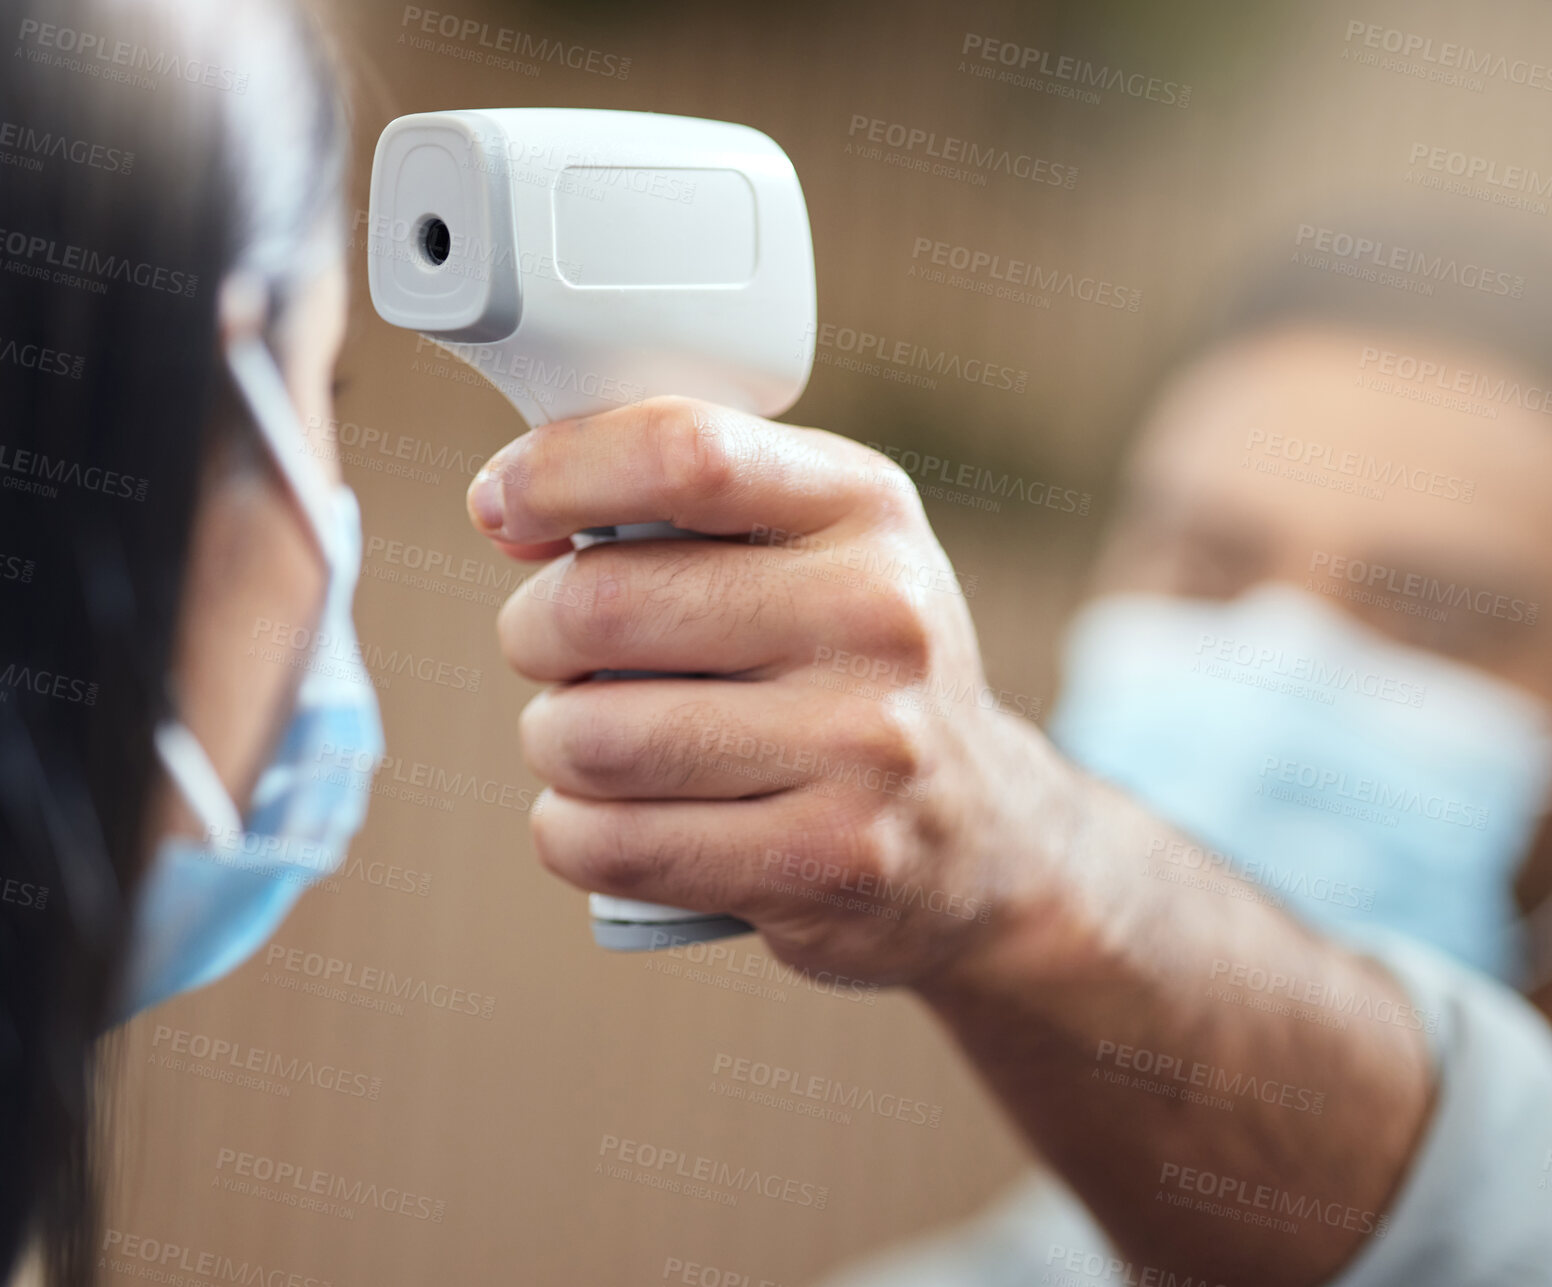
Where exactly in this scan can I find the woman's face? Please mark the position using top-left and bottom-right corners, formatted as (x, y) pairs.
(149, 259), (349, 844)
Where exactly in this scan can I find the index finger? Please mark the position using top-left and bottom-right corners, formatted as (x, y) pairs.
(464, 395), (909, 546)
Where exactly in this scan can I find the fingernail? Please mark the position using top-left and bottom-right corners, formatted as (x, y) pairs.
(468, 469), (505, 534)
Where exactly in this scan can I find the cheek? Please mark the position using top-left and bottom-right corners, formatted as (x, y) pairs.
(212, 471), (329, 642)
(174, 471), (330, 810)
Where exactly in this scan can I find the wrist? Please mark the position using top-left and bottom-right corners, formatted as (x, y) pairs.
(912, 722), (1142, 1027)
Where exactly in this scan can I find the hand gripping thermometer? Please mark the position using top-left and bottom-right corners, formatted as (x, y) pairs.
(366, 107), (817, 949)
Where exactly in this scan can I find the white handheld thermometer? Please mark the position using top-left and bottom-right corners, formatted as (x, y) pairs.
(366, 108), (817, 950)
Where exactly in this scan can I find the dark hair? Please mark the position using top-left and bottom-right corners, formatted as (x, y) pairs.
(0, 1), (347, 1280)
(1201, 202), (1552, 387)
(1093, 199), (1552, 522)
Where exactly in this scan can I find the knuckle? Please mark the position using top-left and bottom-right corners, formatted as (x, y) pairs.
(882, 594), (934, 672)
(554, 557), (633, 657)
(579, 819), (692, 898)
(766, 914), (838, 964)
(641, 394), (700, 440)
(528, 805), (570, 879)
(845, 814), (898, 884)
(516, 691), (556, 776)
(496, 581), (542, 676)
(760, 826), (899, 963)
(792, 816), (892, 892)
(842, 579), (934, 674)
(869, 453), (912, 506)
(573, 826), (649, 895)
(648, 397), (735, 509)
(566, 711), (649, 794)
(843, 702), (925, 784)
(558, 699), (707, 796)
(495, 589), (525, 668)
(862, 450), (922, 518)
(493, 439), (553, 526)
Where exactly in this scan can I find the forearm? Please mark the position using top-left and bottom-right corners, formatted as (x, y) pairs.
(915, 746), (1434, 1287)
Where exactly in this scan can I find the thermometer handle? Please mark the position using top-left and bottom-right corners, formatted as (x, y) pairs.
(580, 520), (755, 952)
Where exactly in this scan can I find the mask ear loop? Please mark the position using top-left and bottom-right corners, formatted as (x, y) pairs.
(223, 334), (337, 561)
(152, 720), (243, 842)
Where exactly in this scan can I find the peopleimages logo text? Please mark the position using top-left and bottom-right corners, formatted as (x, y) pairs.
(1294, 224), (1524, 296)
(960, 33), (1191, 106)
(1344, 20), (1552, 91)
(0, 227), (197, 296)
(15, 19), (249, 92)
(0, 120), (133, 172)
(846, 115), (1076, 187)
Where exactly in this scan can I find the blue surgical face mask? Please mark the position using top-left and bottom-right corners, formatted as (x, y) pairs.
(1048, 584), (1552, 983)
(116, 328), (384, 1019)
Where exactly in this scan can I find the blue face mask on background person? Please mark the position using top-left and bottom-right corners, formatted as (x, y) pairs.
(1048, 583), (1552, 983)
(117, 327), (384, 1020)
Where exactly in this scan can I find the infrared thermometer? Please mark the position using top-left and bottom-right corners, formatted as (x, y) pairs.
(365, 108), (817, 950)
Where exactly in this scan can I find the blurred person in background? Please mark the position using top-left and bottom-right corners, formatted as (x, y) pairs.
(473, 210), (1552, 1287)
(803, 222), (1552, 1287)
(0, 0), (375, 1283)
